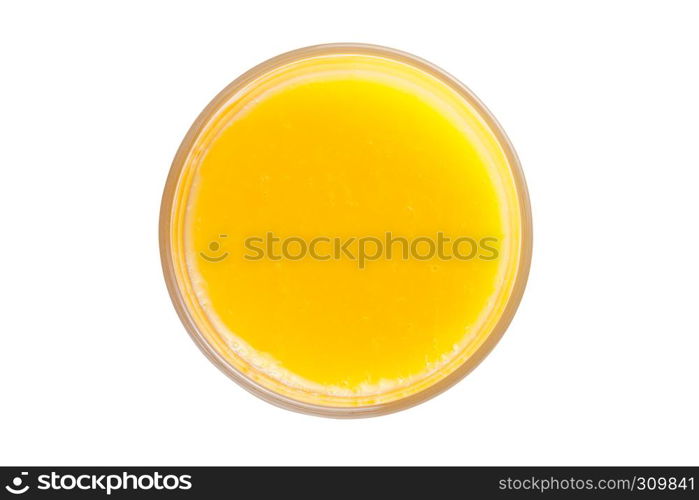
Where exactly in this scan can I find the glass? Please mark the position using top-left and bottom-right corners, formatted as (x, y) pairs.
(159, 43), (533, 417)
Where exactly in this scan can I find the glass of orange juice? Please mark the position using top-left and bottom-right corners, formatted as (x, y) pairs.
(160, 43), (532, 417)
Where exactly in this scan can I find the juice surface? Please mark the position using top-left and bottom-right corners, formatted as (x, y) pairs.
(169, 53), (524, 406)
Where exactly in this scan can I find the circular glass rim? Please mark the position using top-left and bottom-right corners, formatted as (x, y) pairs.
(159, 43), (533, 418)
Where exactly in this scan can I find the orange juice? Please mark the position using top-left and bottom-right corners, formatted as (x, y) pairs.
(160, 44), (531, 416)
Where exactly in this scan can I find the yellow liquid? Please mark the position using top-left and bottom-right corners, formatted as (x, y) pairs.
(169, 52), (524, 407)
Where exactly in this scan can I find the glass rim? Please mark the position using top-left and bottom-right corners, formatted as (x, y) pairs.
(159, 42), (533, 418)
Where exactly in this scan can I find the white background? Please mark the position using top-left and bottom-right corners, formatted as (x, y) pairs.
(1, 1), (697, 466)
